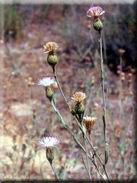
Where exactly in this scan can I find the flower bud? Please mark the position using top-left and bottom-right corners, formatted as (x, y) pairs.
(46, 87), (54, 101)
(74, 102), (85, 115)
(93, 18), (103, 32)
(46, 147), (54, 164)
(47, 53), (59, 67)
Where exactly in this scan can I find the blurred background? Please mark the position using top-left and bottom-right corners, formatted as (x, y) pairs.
(0, 0), (136, 180)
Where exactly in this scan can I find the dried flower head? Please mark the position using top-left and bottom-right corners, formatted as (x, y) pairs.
(46, 147), (54, 164)
(83, 116), (96, 134)
(38, 77), (56, 87)
(43, 42), (58, 53)
(87, 6), (105, 18)
(39, 136), (59, 148)
(83, 116), (96, 123)
(71, 92), (86, 103)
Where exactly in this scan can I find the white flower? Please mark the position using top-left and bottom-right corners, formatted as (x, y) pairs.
(39, 137), (60, 147)
(38, 77), (56, 87)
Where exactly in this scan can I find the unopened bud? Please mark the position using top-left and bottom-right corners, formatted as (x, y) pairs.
(46, 147), (54, 164)
(47, 53), (59, 67)
(46, 87), (54, 101)
(93, 18), (103, 32)
(74, 103), (85, 115)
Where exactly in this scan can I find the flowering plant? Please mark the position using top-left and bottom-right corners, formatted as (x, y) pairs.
(36, 5), (110, 181)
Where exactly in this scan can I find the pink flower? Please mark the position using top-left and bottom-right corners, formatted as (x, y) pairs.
(87, 6), (105, 18)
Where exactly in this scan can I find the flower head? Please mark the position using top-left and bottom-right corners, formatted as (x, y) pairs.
(39, 136), (60, 148)
(71, 92), (86, 103)
(83, 116), (96, 124)
(87, 6), (105, 18)
(43, 42), (58, 53)
(38, 77), (56, 87)
(83, 116), (96, 134)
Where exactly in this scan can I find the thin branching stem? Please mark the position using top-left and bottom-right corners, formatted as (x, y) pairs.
(99, 31), (108, 167)
(84, 137), (92, 179)
(50, 162), (59, 181)
(51, 99), (107, 180)
(53, 67), (104, 165)
(75, 114), (110, 181)
(52, 68), (110, 181)
(81, 154), (90, 177)
(53, 67), (70, 108)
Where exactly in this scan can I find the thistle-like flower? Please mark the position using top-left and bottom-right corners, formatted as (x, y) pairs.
(43, 42), (58, 53)
(39, 136), (60, 148)
(83, 116), (96, 123)
(71, 92), (86, 103)
(83, 116), (96, 134)
(38, 77), (56, 87)
(87, 6), (105, 18)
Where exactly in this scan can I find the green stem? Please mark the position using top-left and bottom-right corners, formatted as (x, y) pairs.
(84, 137), (92, 179)
(53, 67), (69, 108)
(52, 66), (110, 181)
(53, 68), (105, 168)
(99, 32), (108, 166)
(50, 162), (59, 181)
(51, 99), (106, 180)
(75, 113), (110, 181)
